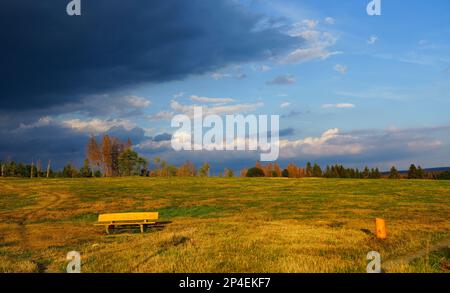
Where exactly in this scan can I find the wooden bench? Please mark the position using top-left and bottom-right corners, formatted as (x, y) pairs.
(95, 212), (159, 234)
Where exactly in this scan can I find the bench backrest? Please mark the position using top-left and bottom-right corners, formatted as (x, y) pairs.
(98, 212), (158, 223)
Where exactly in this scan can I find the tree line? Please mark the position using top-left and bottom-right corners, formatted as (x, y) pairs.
(0, 135), (234, 178)
(243, 162), (450, 180)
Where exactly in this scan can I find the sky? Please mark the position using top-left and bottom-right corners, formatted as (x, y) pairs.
(1, 0), (450, 172)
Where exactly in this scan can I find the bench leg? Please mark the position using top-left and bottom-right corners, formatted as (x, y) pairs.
(140, 224), (144, 233)
(105, 225), (110, 235)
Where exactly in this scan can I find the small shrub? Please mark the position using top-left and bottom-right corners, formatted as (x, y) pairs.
(246, 167), (265, 177)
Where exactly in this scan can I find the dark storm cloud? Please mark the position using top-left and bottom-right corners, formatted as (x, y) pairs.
(0, 123), (149, 168)
(0, 0), (299, 111)
(0, 125), (89, 168)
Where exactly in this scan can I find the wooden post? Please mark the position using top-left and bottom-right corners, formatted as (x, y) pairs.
(375, 218), (387, 239)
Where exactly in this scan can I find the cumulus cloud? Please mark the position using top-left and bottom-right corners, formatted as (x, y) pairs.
(267, 74), (296, 85)
(279, 129), (364, 158)
(280, 102), (291, 108)
(278, 126), (449, 164)
(61, 118), (136, 133)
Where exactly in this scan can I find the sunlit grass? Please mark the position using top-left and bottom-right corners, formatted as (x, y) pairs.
(0, 177), (449, 272)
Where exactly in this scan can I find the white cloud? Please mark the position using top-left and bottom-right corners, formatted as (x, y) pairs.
(267, 74), (296, 85)
(367, 35), (379, 45)
(72, 94), (151, 117)
(334, 64), (348, 74)
(148, 111), (174, 121)
(322, 103), (355, 109)
(283, 46), (341, 64)
(190, 95), (234, 104)
(324, 17), (335, 25)
(170, 100), (263, 116)
(211, 72), (231, 80)
(252, 65), (272, 72)
(123, 95), (151, 108)
(335, 88), (409, 101)
(302, 19), (319, 29)
(281, 22), (341, 64)
(279, 128), (364, 158)
(280, 102), (291, 108)
(61, 118), (135, 133)
(136, 139), (172, 151)
(173, 92), (185, 98)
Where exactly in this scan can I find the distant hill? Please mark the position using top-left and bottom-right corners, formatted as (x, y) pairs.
(382, 166), (450, 175)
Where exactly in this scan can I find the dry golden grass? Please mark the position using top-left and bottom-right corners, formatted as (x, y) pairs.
(0, 177), (449, 273)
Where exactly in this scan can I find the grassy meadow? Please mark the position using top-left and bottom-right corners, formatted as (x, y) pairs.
(0, 177), (449, 273)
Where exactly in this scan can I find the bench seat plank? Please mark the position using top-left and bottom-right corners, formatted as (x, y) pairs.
(95, 212), (159, 234)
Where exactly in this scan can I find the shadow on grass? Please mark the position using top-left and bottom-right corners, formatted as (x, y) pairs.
(102, 221), (172, 235)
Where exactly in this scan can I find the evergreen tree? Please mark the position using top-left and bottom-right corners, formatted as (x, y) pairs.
(363, 166), (370, 179)
(372, 168), (381, 179)
(416, 166), (425, 179)
(408, 164), (418, 179)
(246, 167), (265, 177)
(305, 162), (313, 177)
(388, 166), (400, 179)
(118, 149), (139, 176)
(312, 163), (322, 177)
(62, 163), (78, 178)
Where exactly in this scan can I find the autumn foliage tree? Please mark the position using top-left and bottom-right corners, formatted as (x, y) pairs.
(101, 135), (113, 177)
(86, 135), (148, 177)
(87, 135), (101, 172)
